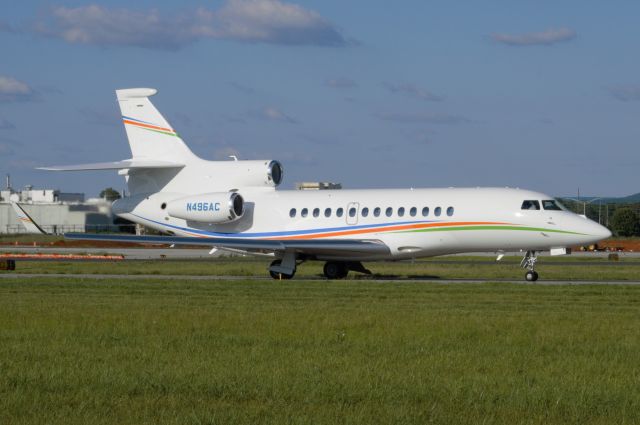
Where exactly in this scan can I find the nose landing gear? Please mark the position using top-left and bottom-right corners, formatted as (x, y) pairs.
(520, 250), (539, 282)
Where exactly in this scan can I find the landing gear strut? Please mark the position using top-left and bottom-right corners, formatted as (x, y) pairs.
(269, 260), (295, 279)
(520, 250), (539, 282)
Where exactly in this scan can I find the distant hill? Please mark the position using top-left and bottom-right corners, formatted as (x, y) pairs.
(602, 192), (640, 204)
(559, 193), (640, 204)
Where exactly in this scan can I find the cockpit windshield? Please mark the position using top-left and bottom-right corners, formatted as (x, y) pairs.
(542, 199), (566, 211)
(521, 200), (540, 210)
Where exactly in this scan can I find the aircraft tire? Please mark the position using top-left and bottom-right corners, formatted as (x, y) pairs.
(525, 271), (539, 282)
(323, 261), (348, 279)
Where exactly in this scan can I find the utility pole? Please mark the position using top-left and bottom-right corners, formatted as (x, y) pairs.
(598, 202), (601, 224)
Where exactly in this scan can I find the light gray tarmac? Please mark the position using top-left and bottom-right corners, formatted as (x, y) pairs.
(1, 273), (640, 286)
(2, 246), (639, 260)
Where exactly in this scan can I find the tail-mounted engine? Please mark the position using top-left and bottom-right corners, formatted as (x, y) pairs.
(198, 160), (283, 189)
(167, 192), (244, 223)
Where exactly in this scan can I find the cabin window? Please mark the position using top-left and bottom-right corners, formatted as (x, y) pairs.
(324, 208), (331, 217)
(336, 208), (344, 217)
(362, 207), (369, 217)
(289, 208), (296, 218)
(374, 207), (381, 217)
(542, 200), (563, 211)
(398, 207), (405, 217)
(521, 200), (540, 210)
(422, 207), (429, 217)
(434, 207), (441, 217)
(385, 207), (393, 217)
(301, 208), (308, 218)
(349, 207), (357, 217)
(410, 207), (417, 217)
(313, 208), (320, 217)
(447, 206), (454, 216)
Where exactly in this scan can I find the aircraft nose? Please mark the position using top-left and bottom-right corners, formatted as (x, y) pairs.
(587, 220), (612, 241)
(598, 224), (612, 239)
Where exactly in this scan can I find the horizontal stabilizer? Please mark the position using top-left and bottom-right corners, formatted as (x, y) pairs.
(37, 159), (185, 171)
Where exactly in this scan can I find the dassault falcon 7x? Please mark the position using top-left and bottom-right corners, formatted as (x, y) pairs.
(37, 88), (611, 281)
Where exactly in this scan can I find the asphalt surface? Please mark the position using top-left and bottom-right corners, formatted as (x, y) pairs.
(2, 246), (639, 286)
(2, 246), (639, 261)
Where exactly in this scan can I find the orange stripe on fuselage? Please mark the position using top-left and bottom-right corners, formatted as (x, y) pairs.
(123, 119), (174, 133)
(273, 221), (512, 240)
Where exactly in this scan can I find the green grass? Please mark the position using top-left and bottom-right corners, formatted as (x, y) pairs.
(2, 277), (640, 424)
(0, 234), (64, 244)
(8, 255), (640, 281)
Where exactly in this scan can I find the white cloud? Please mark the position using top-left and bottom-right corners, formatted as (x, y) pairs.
(375, 112), (468, 125)
(0, 141), (15, 155)
(33, 1), (348, 50)
(229, 81), (256, 94)
(383, 82), (443, 101)
(78, 107), (119, 126)
(608, 85), (640, 102)
(491, 28), (576, 46)
(326, 78), (357, 89)
(0, 21), (14, 32)
(0, 118), (15, 130)
(257, 106), (298, 124)
(0, 76), (36, 102)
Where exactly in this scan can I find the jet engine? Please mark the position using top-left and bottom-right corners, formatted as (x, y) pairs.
(200, 160), (283, 188)
(166, 192), (244, 223)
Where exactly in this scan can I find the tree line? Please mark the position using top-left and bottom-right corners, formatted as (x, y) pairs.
(560, 199), (640, 237)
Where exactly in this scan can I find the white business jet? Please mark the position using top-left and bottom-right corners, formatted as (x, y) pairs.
(38, 88), (611, 281)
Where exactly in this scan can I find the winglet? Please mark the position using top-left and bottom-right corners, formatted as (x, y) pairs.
(11, 202), (48, 235)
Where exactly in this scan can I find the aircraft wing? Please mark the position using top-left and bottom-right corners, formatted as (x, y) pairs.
(64, 233), (390, 258)
(37, 159), (184, 171)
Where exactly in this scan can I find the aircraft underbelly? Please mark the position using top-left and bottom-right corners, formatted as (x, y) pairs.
(380, 228), (564, 257)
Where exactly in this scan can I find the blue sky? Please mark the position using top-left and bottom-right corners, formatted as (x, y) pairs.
(1, 0), (638, 197)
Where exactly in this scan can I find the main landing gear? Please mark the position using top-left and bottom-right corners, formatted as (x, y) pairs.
(269, 251), (298, 280)
(268, 258), (372, 280)
(323, 261), (349, 279)
(323, 261), (372, 280)
(269, 260), (295, 279)
(520, 250), (539, 282)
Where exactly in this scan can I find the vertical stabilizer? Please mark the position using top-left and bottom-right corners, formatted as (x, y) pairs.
(116, 88), (197, 162)
(11, 202), (48, 234)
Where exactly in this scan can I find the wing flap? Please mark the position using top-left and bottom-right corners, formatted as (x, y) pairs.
(63, 233), (390, 256)
(37, 159), (184, 171)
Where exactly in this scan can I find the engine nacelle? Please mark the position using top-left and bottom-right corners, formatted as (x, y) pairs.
(202, 160), (283, 188)
(166, 192), (244, 223)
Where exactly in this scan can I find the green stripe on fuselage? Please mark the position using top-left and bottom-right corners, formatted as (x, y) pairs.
(398, 225), (585, 235)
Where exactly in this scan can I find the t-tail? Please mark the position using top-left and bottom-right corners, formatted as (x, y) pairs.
(117, 88), (197, 163)
(39, 88), (284, 196)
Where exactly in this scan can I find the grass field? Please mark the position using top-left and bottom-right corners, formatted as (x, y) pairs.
(7, 255), (640, 281)
(2, 274), (640, 424)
